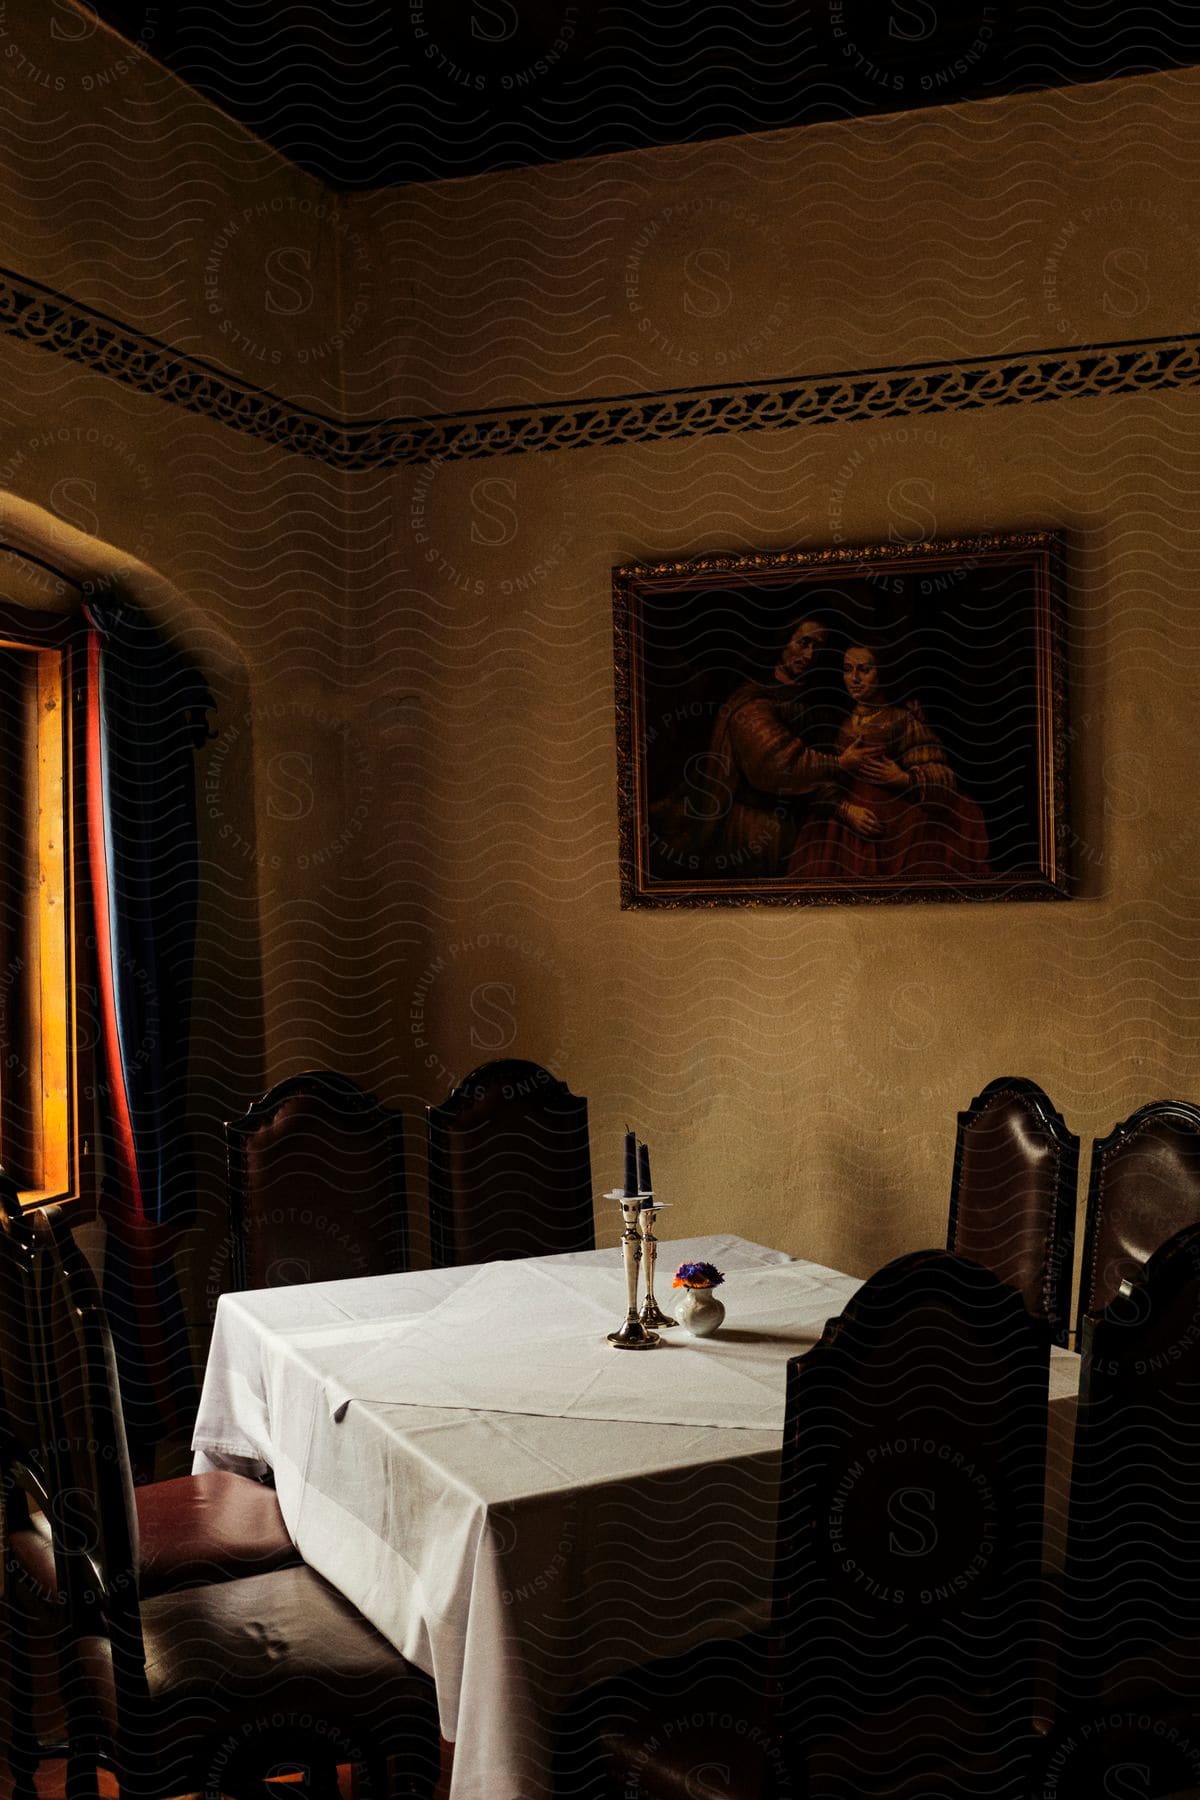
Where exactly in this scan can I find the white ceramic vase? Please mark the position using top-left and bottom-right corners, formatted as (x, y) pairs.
(674, 1286), (725, 1337)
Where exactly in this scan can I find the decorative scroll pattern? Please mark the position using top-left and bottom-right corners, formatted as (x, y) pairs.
(0, 274), (342, 461)
(3, 267), (1200, 468)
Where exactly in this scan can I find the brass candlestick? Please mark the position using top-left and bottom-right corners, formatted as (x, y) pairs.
(605, 1192), (660, 1349)
(638, 1197), (677, 1329)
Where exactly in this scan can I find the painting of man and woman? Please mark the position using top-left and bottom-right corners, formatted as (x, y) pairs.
(614, 534), (1067, 907)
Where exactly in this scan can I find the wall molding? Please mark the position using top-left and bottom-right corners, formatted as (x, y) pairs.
(4, 266), (1200, 470)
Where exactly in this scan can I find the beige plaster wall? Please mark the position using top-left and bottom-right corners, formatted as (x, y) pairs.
(0, 6), (366, 1314)
(348, 68), (1200, 1275)
(4, 4), (1200, 1290)
(352, 66), (1200, 413)
(0, 333), (365, 1303)
(0, 0), (359, 412)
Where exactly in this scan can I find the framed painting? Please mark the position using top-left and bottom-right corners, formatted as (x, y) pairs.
(613, 531), (1068, 908)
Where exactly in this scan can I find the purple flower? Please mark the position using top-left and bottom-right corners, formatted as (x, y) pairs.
(673, 1260), (725, 1290)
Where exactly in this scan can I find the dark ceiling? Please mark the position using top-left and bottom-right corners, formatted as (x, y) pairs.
(90, 1), (1200, 189)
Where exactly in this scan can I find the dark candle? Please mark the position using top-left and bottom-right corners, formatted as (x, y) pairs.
(637, 1141), (652, 1195)
(623, 1129), (638, 1197)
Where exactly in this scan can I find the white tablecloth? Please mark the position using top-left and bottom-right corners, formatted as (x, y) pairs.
(194, 1236), (854, 1799)
(192, 1235), (1080, 1800)
(305, 1259), (857, 1427)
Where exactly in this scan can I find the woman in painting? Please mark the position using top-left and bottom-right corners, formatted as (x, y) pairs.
(786, 640), (992, 881)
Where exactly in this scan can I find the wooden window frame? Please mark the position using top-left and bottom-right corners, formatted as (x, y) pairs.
(0, 601), (93, 1212)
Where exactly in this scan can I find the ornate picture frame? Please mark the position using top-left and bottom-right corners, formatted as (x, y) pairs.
(613, 531), (1068, 908)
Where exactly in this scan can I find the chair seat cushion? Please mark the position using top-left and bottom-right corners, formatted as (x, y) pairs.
(574, 1635), (783, 1800)
(70, 1564), (439, 1792)
(6, 1473), (298, 1610)
(135, 1471), (299, 1593)
(603, 1707), (783, 1800)
(6, 1514), (59, 1617)
(591, 1638), (1036, 1800)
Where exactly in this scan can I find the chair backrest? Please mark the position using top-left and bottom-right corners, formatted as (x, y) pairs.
(29, 1205), (142, 1638)
(426, 1059), (594, 1267)
(0, 1164), (39, 1473)
(774, 1250), (1048, 1800)
(947, 1076), (1079, 1346)
(226, 1071), (409, 1290)
(1076, 1099), (1200, 1342)
(0, 1167), (57, 1620)
(1048, 1223), (1200, 1797)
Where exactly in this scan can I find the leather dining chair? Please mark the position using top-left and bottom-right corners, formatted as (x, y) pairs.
(1, 1188), (303, 1798)
(1075, 1098), (1200, 1344)
(598, 1251), (1049, 1800)
(947, 1076), (1079, 1346)
(29, 1202), (440, 1800)
(0, 1169), (63, 1800)
(1037, 1222), (1200, 1799)
(426, 1058), (594, 1267)
(776, 1249), (1049, 1800)
(226, 1070), (409, 1290)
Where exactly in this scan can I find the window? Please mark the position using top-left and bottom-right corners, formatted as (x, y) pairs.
(0, 602), (88, 1205)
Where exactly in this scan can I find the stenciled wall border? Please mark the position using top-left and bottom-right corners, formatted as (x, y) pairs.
(4, 266), (1200, 470)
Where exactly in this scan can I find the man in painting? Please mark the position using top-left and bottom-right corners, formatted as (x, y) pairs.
(651, 618), (879, 879)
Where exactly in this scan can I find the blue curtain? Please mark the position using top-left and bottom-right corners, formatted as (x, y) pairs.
(84, 593), (212, 1446)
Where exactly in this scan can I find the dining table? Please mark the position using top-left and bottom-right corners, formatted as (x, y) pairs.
(192, 1232), (1081, 1800)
